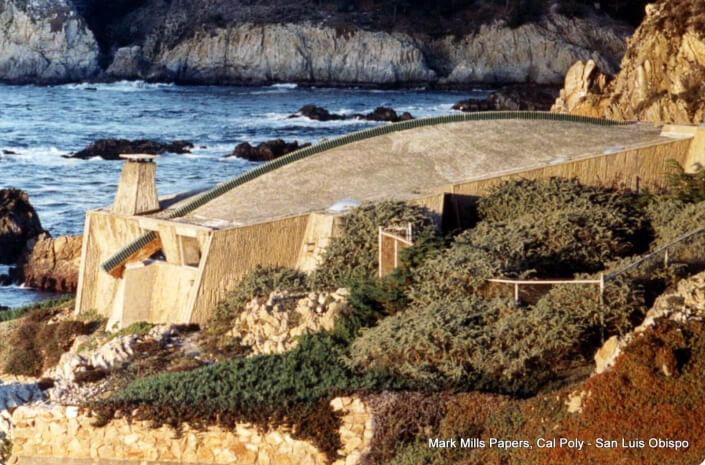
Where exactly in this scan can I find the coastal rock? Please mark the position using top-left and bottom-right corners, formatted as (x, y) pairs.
(290, 104), (345, 121)
(0, 189), (44, 264)
(553, 1), (705, 123)
(363, 107), (414, 122)
(454, 84), (560, 112)
(64, 138), (194, 160)
(226, 139), (311, 162)
(0, 0), (100, 83)
(13, 233), (82, 293)
(105, 46), (150, 79)
(100, 12), (627, 87)
(290, 105), (414, 122)
(431, 13), (627, 85)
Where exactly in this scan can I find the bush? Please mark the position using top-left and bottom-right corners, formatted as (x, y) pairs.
(410, 198), (643, 307)
(3, 311), (92, 376)
(310, 201), (437, 290)
(91, 330), (414, 461)
(348, 276), (644, 395)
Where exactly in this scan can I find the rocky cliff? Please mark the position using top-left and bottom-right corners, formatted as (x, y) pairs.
(552, 0), (705, 123)
(105, 14), (629, 86)
(0, 0), (632, 86)
(0, 0), (100, 83)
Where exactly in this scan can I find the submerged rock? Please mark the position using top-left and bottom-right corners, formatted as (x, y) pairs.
(0, 189), (44, 264)
(64, 138), (194, 160)
(226, 139), (311, 162)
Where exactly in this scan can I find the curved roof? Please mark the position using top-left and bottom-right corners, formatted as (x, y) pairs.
(102, 112), (665, 273)
(168, 116), (663, 228)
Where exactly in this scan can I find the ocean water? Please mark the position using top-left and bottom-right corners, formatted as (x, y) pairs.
(0, 81), (486, 307)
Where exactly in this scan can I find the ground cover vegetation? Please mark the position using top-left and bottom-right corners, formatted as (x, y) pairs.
(82, 167), (705, 464)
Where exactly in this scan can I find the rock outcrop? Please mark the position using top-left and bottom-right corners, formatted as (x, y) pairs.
(115, 15), (628, 86)
(289, 105), (414, 122)
(226, 139), (311, 162)
(64, 138), (193, 160)
(0, 0), (100, 83)
(13, 234), (82, 293)
(0, 189), (44, 264)
(595, 270), (705, 374)
(552, 1), (705, 123)
(228, 288), (348, 355)
(453, 84), (560, 112)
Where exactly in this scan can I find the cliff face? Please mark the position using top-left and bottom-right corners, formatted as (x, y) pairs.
(0, 0), (632, 86)
(0, 0), (100, 83)
(553, 0), (705, 123)
(105, 14), (629, 86)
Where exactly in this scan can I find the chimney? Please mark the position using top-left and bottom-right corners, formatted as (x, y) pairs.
(112, 154), (160, 216)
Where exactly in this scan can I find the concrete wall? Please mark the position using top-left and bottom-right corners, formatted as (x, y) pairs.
(447, 138), (694, 197)
(9, 398), (372, 465)
(187, 214), (310, 324)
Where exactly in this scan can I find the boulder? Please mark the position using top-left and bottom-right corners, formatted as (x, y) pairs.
(13, 233), (82, 293)
(0, 189), (44, 264)
(356, 106), (414, 122)
(226, 139), (311, 162)
(454, 84), (560, 113)
(64, 138), (193, 160)
(550, 60), (610, 116)
(105, 46), (150, 79)
(290, 105), (414, 122)
(289, 104), (345, 121)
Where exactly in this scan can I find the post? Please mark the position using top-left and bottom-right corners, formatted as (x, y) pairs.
(599, 273), (605, 344)
(514, 283), (519, 303)
(664, 249), (669, 267)
(378, 227), (383, 278)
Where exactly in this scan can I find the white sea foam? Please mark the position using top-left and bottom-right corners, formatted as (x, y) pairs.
(60, 80), (175, 92)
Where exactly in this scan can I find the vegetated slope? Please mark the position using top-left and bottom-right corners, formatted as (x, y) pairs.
(552, 0), (705, 123)
(80, 172), (705, 464)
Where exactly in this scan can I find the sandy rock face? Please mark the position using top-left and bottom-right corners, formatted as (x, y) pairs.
(553, 2), (705, 123)
(0, 0), (100, 83)
(14, 233), (81, 293)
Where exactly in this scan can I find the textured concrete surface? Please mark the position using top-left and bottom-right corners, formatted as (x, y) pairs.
(171, 119), (664, 228)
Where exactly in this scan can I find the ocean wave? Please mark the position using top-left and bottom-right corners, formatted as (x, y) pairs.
(270, 83), (298, 89)
(60, 81), (176, 92)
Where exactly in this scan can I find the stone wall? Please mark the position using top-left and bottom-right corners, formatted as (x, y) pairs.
(9, 397), (372, 465)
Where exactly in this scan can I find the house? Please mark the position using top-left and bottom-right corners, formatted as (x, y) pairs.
(73, 112), (705, 327)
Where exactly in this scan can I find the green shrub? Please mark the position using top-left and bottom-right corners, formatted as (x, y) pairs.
(410, 200), (643, 307)
(213, 266), (308, 321)
(665, 159), (705, 203)
(310, 201), (437, 290)
(348, 276), (644, 395)
(3, 312), (92, 376)
(0, 295), (75, 322)
(109, 321), (154, 338)
(477, 178), (642, 225)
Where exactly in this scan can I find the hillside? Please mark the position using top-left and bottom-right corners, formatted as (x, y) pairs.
(0, 0), (638, 86)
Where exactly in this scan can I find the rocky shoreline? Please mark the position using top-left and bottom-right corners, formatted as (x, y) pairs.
(0, 0), (631, 87)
